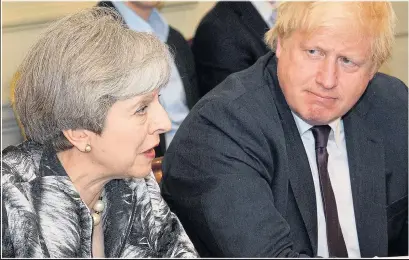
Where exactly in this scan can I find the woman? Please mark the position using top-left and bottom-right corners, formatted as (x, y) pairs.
(2, 7), (198, 258)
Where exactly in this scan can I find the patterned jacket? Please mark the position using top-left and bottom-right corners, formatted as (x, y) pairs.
(2, 141), (198, 258)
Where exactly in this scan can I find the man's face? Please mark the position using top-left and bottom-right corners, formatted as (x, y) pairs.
(276, 25), (376, 125)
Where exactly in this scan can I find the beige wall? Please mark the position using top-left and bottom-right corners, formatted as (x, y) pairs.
(1, 1), (216, 104)
(2, 1), (408, 105)
(379, 2), (408, 85)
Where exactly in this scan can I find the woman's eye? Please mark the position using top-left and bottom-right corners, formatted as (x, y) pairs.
(135, 105), (148, 115)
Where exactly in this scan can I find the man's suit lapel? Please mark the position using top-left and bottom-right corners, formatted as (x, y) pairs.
(343, 101), (388, 257)
(267, 59), (318, 254)
(283, 115), (319, 255)
(229, 2), (270, 48)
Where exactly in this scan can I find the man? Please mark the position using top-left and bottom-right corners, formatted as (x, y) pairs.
(98, 1), (200, 156)
(161, 1), (408, 257)
(192, 1), (276, 97)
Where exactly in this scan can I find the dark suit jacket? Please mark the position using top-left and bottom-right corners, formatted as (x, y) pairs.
(98, 2), (200, 156)
(161, 53), (408, 257)
(192, 1), (271, 97)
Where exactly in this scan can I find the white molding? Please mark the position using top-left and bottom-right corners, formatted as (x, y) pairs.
(2, 104), (24, 149)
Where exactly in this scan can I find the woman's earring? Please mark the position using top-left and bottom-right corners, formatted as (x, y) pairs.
(84, 144), (92, 153)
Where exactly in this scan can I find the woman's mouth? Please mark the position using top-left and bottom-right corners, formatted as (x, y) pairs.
(143, 148), (156, 159)
(143, 144), (159, 159)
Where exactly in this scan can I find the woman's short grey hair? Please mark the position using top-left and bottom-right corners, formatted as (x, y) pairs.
(14, 7), (172, 151)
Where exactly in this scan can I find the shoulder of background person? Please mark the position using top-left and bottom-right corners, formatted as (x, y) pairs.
(193, 1), (264, 48)
(197, 1), (242, 28)
(167, 26), (191, 47)
(167, 26), (195, 66)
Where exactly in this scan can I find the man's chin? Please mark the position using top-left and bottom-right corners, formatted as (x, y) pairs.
(303, 104), (344, 122)
(300, 112), (339, 126)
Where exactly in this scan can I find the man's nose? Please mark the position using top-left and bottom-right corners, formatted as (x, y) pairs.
(316, 59), (338, 89)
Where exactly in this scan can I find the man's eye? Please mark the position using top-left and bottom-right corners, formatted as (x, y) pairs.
(306, 49), (324, 59)
(307, 49), (321, 56)
(135, 105), (148, 115)
(341, 57), (355, 66)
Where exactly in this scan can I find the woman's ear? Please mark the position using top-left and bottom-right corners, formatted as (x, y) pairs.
(62, 129), (92, 153)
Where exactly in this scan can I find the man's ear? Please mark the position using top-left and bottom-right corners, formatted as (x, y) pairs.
(369, 65), (378, 80)
(62, 129), (92, 153)
(276, 37), (283, 58)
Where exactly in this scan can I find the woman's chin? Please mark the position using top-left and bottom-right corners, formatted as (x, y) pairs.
(127, 165), (152, 179)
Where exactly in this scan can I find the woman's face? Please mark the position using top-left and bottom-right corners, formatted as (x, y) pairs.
(88, 91), (171, 179)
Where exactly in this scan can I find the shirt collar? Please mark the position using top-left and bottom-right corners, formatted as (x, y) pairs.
(39, 141), (69, 177)
(291, 111), (342, 147)
(112, 1), (169, 42)
(250, 0), (277, 28)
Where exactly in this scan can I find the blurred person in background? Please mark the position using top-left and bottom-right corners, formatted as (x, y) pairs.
(161, 1), (407, 257)
(98, 1), (200, 156)
(192, 1), (277, 97)
(2, 7), (198, 258)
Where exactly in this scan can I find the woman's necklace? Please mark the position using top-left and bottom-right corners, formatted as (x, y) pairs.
(91, 197), (105, 226)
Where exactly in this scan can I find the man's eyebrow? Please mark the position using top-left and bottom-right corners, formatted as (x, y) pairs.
(303, 42), (368, 60)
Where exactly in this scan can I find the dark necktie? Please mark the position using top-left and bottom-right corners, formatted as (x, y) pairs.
(311, 125), (348, 257)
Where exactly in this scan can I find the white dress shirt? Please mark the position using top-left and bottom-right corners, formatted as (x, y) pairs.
(112, 2), (190, 148)
(292, 112), (361, 257)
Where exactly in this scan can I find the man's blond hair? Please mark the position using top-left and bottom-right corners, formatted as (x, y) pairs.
(265, 1), (396, 69)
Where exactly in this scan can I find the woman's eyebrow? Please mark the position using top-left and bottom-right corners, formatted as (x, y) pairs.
(129, 94), (154, 110)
